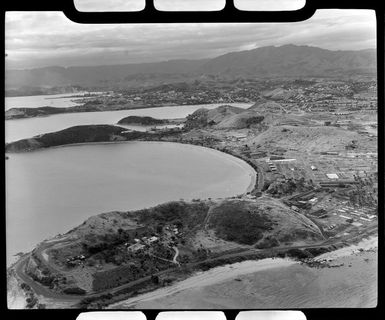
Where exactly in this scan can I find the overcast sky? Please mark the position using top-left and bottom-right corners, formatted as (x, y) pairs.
(5, 8), (376, 70)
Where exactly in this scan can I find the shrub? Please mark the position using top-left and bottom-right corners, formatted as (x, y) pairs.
(255, 236), (279, 249)
(209, 201), (272, 245)
(63, 287), (87, 295)
(286, 249), (313, 260)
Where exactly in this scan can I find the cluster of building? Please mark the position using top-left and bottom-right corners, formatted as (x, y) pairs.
(65, 254), (86, 266)
(125, 236), (160, 253)
(125, 224), (182, 254)
(264, 79), (377, 114)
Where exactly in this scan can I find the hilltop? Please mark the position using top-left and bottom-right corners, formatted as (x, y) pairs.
(185, 105), (265, 130)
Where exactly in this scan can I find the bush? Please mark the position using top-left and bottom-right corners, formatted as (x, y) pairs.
(255, 236), (279, 249)
(209, 201), (272, 245)
(63, 287), (87, 295)
(286, 249), (313, 260)
(306, 247), (330, 257)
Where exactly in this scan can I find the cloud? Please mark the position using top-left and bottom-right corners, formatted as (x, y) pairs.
(5, 9), (376, 69)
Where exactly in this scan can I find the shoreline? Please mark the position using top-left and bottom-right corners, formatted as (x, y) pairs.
(314, 235), (377, 262)
(108, 258), (297, 309)
(5, 102), (253, 121)
(108, 235), (378, 309)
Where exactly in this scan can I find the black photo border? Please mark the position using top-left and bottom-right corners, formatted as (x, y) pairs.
(1, 1), (383, 320)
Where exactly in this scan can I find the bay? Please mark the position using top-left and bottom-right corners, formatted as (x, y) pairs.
(6, 141), (255, 265)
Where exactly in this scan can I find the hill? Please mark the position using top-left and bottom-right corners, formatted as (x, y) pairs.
(200, 44), (376, 77)
(5, 125), (131, 152)
(248, 124), (375, 153)
(214, 111), (264, 129)
(117, 116), (166, 126)
(248, 100), (285, 113)
(6, 45), (376, 90)
(184, 105), (245, 129)
(185, 105), (265, 130)
(208, 197), (324, 247)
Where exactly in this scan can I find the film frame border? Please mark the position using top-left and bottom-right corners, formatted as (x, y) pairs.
(1, 1), (383, 320)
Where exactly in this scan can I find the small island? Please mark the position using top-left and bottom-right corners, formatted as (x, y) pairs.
(117, 116), (167, 126)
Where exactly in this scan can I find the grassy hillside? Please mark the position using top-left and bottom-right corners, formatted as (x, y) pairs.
(208, 200), (273, 245)
(208, 198), (324, 247)
(185, 105), (264, 130)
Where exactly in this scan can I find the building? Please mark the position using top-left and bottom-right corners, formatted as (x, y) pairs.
(127, 243), (145, 253)
(326, 173), (339, 179)
(147, 236), (159, 244)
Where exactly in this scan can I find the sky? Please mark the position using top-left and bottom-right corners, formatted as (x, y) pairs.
(5, 6), (376, 70)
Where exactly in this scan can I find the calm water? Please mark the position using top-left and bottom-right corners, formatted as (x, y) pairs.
(6, 141), (255, 264)
(5, 102), (252, 142)
(5, 92), (89, 110)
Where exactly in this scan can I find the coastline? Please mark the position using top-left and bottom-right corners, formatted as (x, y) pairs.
(5, 102), (253, 121)
(108, 235), (378, 309)
(7, 271), (27, 309)
(108, 258), (297, 309)
(314, 235), (377, 262)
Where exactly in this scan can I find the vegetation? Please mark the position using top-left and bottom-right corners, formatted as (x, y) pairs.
(62, 287), (86, 295)
(255, 236), (280, 249)
(266, 177), (314, 198)
(92, 256), (173, 291)
(285, 248), (314, 260)
(137, 201), (209, 229)
(117, 116), (166, 125)
(209, 201), (273, 245)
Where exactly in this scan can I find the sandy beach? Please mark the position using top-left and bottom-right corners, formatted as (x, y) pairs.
(7, 272), (27, 309)
(109, 258), (296, 308)
(110, 236), (378, 309)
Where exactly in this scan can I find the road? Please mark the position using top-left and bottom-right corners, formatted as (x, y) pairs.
(172, 247), (180, 265)
(12, 223), (377, 306)
(13, 255), (80, 302)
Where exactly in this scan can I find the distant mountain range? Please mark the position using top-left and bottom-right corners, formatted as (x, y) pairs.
(6, 45), (376, 90)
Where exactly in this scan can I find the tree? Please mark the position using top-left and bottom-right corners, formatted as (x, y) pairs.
(151, 275), (160, 284)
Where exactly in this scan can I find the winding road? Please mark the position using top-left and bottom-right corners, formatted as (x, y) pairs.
(172, 247), (180, 265)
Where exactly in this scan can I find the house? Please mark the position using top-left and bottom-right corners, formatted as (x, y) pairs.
(326, 173), (339, 179)
(147, 236), (159, 244)
(127, 243), (145, 253)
